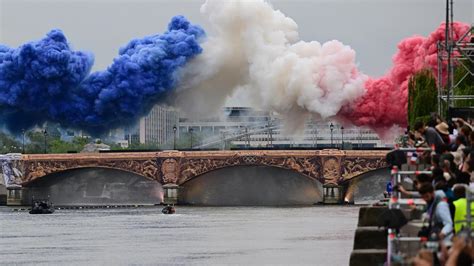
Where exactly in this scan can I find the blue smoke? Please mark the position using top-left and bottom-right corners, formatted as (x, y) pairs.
(0, 15), (204, 134)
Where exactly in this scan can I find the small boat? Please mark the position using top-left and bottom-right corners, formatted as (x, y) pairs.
(29, 199), (55, 214)
(162, 205), (175, 214)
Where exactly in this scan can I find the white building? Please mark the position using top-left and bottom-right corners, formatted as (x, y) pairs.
(118, 105), (179, 146)
(139, 105), (179, 145)
(179, 107), (384, 149)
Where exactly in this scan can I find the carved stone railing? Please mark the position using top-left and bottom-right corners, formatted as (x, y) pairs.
(11, 150), (388, 186)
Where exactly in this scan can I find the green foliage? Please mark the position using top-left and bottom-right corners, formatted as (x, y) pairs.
(453, 60), (474, 108)
(0, 132), (22, 153)
(24, 131), (48, 153)
(408, 69), (438, 129)
(21, 128), (90, 154)
(48, 137), (90, 153)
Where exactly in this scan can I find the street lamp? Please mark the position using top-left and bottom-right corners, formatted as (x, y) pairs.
(173, 125), (177, 150)
(221, 131), (227, 150)
(245, 127), (250, 148)
(189, 128), (194, 150)
(22, 129), (25, 154)
(313, 126), (317, 148)
(340, 126), (344, 150)
(43, 130), (48, 154)
(329, 123), (334, 148)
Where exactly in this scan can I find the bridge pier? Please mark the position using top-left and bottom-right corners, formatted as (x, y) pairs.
(6, 187), (24, 206)
(163, 184), (179, 205)
(322, 184), (343, 204)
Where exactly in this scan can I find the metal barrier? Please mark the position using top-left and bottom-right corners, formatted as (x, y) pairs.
(387, 147), (432, 266)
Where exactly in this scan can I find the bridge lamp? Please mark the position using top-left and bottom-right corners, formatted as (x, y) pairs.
(173, 125), (177, 150)
(329, 123), (334, 148)
(43, 130), (48, 154)
(313, 127), (317, 148)
(189, 128), (194, 150)
(340, 126), (344, 150)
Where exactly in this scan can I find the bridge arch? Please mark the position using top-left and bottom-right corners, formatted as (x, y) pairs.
(178, 165), (323, 206)
(21, 156), (160, 184)
(177, 155), (324, 185)
(23, 167), (163, 205)
(340, 167), (391, 203)
(22, 165), (158, 186)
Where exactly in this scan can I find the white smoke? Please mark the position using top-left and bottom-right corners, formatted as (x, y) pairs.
(174, 0), (367, 129)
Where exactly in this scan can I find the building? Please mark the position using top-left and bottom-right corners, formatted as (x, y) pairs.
(179, 107), (385, 149)
(112, 105), (179, 147)
(138, 105), (179, 146)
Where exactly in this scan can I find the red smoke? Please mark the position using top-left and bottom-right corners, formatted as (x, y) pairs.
(340, 22), (471, 131)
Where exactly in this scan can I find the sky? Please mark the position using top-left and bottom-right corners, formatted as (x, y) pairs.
(0, 0), (472, 77)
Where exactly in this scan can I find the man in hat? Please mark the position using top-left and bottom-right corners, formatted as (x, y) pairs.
(435, 122), (450, 145)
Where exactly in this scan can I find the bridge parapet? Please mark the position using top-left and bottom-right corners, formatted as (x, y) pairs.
(1, 150), (389, 188)
(158, 149), (389, 185)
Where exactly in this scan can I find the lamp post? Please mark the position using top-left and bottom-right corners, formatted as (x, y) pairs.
(173, 125), (177, 150)
(245, 127), (250, 149)
(22, 129), (25, 154)
(189, 128), (194, 150)
(329, 123), (334, 148)
(43, 130), (48, 154)
(313, 126), (317, 148)
(221, 131), (227, 150)
(266, 119), (274, 148)
(269, 126), (273, 148)
(341, 126), (344, 150)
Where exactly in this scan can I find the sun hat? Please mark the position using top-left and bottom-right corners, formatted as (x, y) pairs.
(435, 122), (449, 135)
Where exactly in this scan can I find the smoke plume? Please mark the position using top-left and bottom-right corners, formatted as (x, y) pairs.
(0, 0), (470, 136)
(174, 0), (367, 126)
(340, 22), (471, 131)
(175, 0), (470, 135)
(0, 16), (204, 134)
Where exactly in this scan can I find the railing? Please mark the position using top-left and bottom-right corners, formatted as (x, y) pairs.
(387, 147), (432, 266)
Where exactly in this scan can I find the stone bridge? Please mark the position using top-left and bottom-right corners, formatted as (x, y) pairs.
(1, 150), (388, 205)
(11, 150), (388, 185)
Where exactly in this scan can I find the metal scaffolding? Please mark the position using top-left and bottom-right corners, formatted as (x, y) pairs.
(437, 0), (474, 117)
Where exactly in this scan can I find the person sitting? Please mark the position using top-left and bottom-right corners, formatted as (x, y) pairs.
(162, 205), (175, 214)
(418, 183), (453, 243)
(455, 172), (470, 185)
(396, 173), (432, 198)
(436, 122), (451, 145)
(444, 234), (473, 266)
(451, 135), (468, 167)
(414, 121), (445, 153)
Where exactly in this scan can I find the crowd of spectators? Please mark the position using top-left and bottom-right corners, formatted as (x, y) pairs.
(391, 113), (474, 265)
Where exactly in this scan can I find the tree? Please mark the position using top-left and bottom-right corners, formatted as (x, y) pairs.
(0, 132), (22, 153)
(48, 137), (90, 153)
(408, 69), (438, 129)
(453, 60), (474, 108)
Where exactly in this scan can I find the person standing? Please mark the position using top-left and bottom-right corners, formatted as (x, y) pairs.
(418, 183), (453, 242)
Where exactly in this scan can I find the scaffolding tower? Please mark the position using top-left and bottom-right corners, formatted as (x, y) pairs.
(437, 0), (474, 118)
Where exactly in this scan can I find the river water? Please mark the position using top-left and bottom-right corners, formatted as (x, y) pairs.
(0, 206), (359, 265)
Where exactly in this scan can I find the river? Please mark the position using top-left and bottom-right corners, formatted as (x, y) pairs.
(0, 206), (359, 265)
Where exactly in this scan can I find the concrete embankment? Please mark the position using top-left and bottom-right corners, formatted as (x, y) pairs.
(350, 201), (425, 265)
(349, 206), (388, 266)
